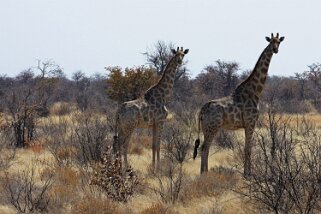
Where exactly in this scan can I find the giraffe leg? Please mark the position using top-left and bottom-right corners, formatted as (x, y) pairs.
(152, 122), (158, 169)
(155, 122), (164, 170)
(200, 131), (216, 174)
(244, 124), (255, 178)
(118, 128), (134, 170)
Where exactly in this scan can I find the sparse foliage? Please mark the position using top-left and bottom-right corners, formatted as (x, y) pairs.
(237, 107), (321, 214)
(2, 165), (54, 213)
(106, 66), (157, 103)
(91, 146), (139, 202)
(149, 119), (192, 204)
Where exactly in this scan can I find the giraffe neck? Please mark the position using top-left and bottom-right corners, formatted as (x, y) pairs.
(233, 44), (274, 103)
(145, 55), (179, 103)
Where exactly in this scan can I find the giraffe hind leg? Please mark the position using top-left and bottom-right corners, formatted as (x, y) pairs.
(200, 131), (216, 174)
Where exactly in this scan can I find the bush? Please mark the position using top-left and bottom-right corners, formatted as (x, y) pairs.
(181, 167), (238, 202)
(91, 146), (139, 202)
(148, 119), (193, 204)
(42, 112), (109, 166)
(71, 196), (120, 214)
(141, 203), (179, 214)
(49, 102), (77, 116)
(128, 133), (152, 155)
(238, 109), (321, 213)
(2, 165), (54, 213)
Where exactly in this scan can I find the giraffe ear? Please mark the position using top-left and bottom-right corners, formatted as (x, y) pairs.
(171, 49), (176, 54)
(184, 49), (189, 54)
(280, 36), (285, 42)
(265, 37), (271, 42)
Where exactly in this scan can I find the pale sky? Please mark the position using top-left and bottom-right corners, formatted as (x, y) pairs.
(0, 0), (320, 78)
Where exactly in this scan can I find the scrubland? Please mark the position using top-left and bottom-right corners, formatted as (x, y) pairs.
(1, 109), (321, 214)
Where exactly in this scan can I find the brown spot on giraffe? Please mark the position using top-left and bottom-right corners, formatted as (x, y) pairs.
(114, 47), (189, 170)
(194, 33), (284, 177)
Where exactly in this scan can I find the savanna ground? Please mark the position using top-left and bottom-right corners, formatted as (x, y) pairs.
(1, 103), (321, 214)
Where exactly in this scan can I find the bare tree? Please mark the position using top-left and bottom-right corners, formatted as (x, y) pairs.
(294, 72), (309, 101)
(204, 60), (239, 96)
(0, 117), (15, 170)
(36, 59), (63, 79)
(143, 40), (188, 80)
(306, 63), (321, 107)
(2, 164), (54, 213)
(4, 86), (39, 148)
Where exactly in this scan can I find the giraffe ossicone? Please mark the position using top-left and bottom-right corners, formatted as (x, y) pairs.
(194, 33), (284, 177)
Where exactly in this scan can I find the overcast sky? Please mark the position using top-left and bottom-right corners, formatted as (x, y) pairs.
(0, 0), (320, 78)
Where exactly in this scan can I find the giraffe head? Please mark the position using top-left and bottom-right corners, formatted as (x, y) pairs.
(265, 33), (284, 54)
(171, 47), (189, 65)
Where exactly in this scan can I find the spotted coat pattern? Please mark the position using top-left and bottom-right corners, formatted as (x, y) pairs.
(114, 47), (189, 169)
(194, 33), (284, 177)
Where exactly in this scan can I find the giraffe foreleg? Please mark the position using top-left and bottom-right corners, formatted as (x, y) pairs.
(156, 122), (163, 169)
(244, 124), (255, 178)
(152, 121), (163, 170)
(118, 128), (134, 170)
(152, 122), (157, 169)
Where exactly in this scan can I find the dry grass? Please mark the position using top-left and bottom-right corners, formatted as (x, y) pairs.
(49, 102), (77, 116)
(130, 133), (153, 152)
(181, 167), (238, 203)
(1, 112), (320, 213)
(71, 196), (120, 214)
(141, 203), (179, 214)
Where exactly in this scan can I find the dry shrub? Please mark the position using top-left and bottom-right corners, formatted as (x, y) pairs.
(25, 139), (45, 154)
(55, 166), (79, 186)
(148, 120), (193, 204)
(141, 203), (178, 214)
(237, 107), (321, 213)
(71, 112), (109, 165)
(54, 146), (77, 166)
(71, 196), (120, 214)
(129, 133), (152, 153)
(215, 130), (235, 149)
(148, 155), (188, 204)
(91, 146), (139, 202)
(42, 165), (80, 211)
(279, 99), (316, 114)
(181, 167), (238, 202)
(2, 165), (54, 213)
(43, 112), (109, 166)
(128, 138), (144, 155)
(49, 102), (76, 116)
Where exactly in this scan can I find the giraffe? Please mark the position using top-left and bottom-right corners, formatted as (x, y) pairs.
(114, 47), (189, 169)
(193, 33), (284, 177)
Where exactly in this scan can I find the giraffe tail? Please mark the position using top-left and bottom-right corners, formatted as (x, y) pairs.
(193, 113), (201, 160)
(193, 139), (200, 160)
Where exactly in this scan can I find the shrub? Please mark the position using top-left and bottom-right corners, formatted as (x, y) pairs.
(49, 102), (76, 116)
(2, 165), (54, 213)
(237, 109), (321, 213)
(181, 167), (238, 202)
(141, 203), (178, 214)
(128, 130), (154, 155)
(148, 120), (193, 204)
(91, 146), (139, 202)
(71, 196), (120, 214)
(40, 165), (80, 211)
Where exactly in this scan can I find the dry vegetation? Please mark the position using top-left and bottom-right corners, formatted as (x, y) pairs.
(0, 108), (320, 214)
(0, 45), (320, 213)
